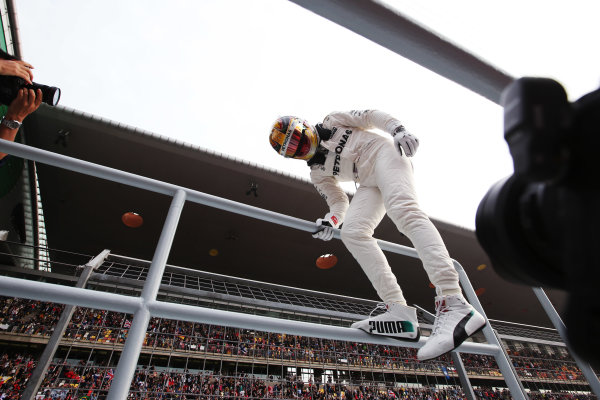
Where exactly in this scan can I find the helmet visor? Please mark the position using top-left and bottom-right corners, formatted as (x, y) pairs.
(270, 117), (318, 160)
(284, 124), (314, 159)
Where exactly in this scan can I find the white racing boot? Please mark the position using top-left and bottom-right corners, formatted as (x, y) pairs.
(351, 302), (420, 340)
(417, 294), (486, 360)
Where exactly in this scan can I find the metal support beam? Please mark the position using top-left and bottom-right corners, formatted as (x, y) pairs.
(0, 140), (315, 234)
(0, 141), (522, 399)
(148, 299), (499, 354)
(21, 250), (110, 400)
(107, 190), (186, 400)
(533, 287), (600, 397)
(0, 272), (500, 355)
(451, 352), (476, 400)
(286, 0), (513, 104)
(0, 274), (141, 313)
(454, 261), (528, 399)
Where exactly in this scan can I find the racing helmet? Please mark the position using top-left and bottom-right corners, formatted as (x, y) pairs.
(269, 116), (319, 160)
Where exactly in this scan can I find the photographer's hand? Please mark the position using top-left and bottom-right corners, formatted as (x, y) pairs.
(1, 88), (42, 160)
(6, 88), (42, 122)
(0, 59), (34, 84)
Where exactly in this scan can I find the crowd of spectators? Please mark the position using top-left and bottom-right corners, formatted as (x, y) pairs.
(0, 297), (586, 383)
(39, 365), (475, 399)
(0, 297), (62, 336)
(504, 349), (582, 382)
(0, 296), (593, 399)
(0, 354), (591, 400)
(0, 352), (37, 398)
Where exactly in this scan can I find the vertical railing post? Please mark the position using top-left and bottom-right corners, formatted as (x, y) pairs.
(107, 190), (186, 400)
(532, 287), (600, 396)
(21, 250), (111, 400)
(450, 352), (476, 400)
(454, 261), (529, 400)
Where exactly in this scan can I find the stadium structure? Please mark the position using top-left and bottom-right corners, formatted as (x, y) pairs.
(0, 1), (599, 399)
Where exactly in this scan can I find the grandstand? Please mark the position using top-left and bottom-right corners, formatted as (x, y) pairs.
(0, 243), (596, 399)
(0, 1), (599, 399)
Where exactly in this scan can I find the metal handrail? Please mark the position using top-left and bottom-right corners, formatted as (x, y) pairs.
(0, 139), (527, 400)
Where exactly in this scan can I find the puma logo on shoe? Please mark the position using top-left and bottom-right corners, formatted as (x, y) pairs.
(352, 303), (420, 340)
(368, 320), (415, 334)
(453, 311), (476, 347)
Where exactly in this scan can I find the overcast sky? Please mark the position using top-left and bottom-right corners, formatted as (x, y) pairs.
(15, 0), (600, 229)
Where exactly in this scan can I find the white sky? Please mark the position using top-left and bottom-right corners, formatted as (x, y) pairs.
(15, 0), (600, 229)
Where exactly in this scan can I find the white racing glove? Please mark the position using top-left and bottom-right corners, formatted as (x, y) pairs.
(392, 126), (419, 157)
(312, 212), (340, 241)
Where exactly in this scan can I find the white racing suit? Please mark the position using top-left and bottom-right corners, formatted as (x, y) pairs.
(310, 110), (460, 303)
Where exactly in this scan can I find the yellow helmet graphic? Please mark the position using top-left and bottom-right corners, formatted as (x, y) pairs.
(269, 116), (319, 160)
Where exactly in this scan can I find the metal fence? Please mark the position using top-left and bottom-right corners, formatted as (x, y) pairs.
(0, 138), (531, 399)
(1, 1), (599, 398)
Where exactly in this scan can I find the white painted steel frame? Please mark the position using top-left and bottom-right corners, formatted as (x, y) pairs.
(20, 250), (112, 400)
(533, 288), (600, 396)
(0, 139), (526, 400)
(2, 1), (592, 398)
(287, 0), (513, 104)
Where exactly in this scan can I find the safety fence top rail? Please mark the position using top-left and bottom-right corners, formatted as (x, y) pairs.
(108, 253), (379, 305)
(491, 324), (563, 343)
(0, 239), (560, 342)
(99, 254), (383, 319)
(0, 139), (486, 340)
(0, 273), (499, 355)
(0, 246), (564, 344)
(0, 139), (528, 400)
(96, 264), (380, 321)
(0, 139), (332, 237)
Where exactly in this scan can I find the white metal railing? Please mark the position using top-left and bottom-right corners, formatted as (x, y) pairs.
(1, 1), (597, 398)
(287, 0), (513, 104)
(0, 139), (529, 399)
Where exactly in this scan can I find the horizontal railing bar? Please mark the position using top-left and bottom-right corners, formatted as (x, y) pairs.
(107, 253), (381, 305)
(288, 0), (513, 104)
(0, 251), (81, 270)
(92, 273), (370, 322)
(0, 137), (516, 399)
(0, 140), (420, 255)
(0, 140), (316, 233)
(1, 239), (94, 258)
(0, 275), (141, 314)
(0, 274), (498, 356)
(148, 300), (499, 355)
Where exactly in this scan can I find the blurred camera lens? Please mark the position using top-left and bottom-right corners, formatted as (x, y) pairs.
(0, 75), (61, 106)
(31, 82), (61, 106)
